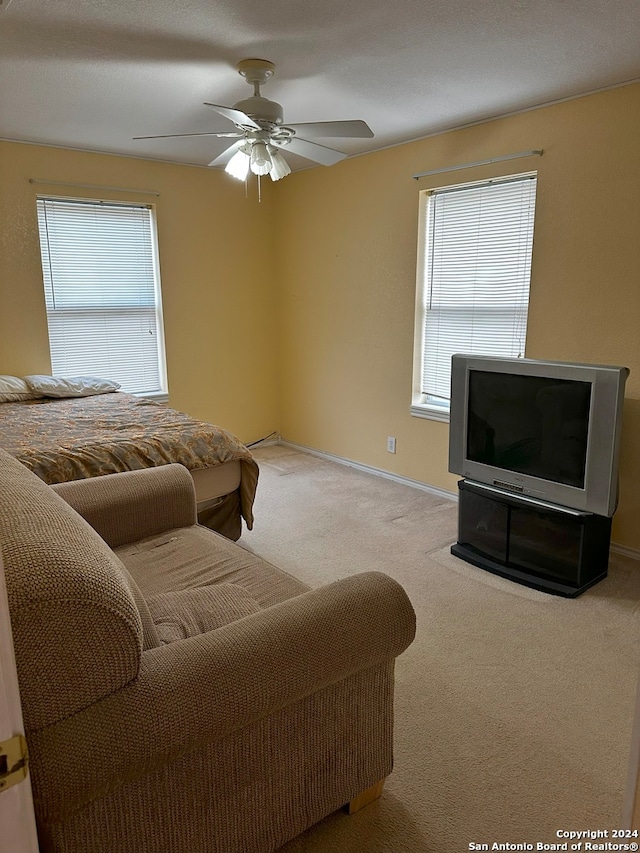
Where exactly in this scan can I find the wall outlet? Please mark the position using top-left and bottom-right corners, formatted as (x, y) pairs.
(386, 436), (396, 454)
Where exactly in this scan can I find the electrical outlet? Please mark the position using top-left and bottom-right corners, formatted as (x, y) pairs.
(386, 436), (396, 454)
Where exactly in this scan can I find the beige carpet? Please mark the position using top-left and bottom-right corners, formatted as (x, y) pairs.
(240, 445), (640, 851)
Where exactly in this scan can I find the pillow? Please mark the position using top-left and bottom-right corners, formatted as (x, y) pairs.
(23, 374), (121, 398)
(0, 375), (42, 402)
(147, 584), (261, 644)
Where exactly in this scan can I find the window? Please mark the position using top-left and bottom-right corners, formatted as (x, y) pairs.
(36, 197), (167, 396)
(412, 173), (537, 421)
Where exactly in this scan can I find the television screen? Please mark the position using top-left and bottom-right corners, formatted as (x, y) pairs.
(466, 370), (592, 489)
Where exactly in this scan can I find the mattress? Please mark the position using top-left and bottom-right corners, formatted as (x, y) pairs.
(191, 461), (242, 508)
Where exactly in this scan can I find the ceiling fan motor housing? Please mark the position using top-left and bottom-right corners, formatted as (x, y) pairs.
(233, 95), (284, 127)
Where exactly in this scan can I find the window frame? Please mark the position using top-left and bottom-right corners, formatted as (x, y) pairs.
(36, 195), (168, 400)
(411, 171), (537, 423)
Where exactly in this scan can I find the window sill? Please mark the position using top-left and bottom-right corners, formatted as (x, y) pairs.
(410, 403), (450, 423)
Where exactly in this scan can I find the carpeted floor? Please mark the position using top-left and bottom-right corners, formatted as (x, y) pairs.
(240, 444), (640, 852)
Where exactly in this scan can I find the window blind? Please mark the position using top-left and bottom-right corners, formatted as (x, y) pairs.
(36, 198), (166, 395)
(421, 174), (537, 402)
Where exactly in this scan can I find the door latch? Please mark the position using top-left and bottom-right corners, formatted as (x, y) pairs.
(0, 734), (29, 793)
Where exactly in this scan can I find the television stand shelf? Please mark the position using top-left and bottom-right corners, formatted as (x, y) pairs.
(452, 479), (613, 597)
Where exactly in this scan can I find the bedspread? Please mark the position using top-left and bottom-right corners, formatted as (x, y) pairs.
(0, 392), (258, 529)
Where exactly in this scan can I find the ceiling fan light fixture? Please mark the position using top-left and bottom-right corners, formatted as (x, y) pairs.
(135, 58), (374, 189)
(268, 147), (291, 181)
(250, 140), (272, 176)
(225, 144), (251, 181)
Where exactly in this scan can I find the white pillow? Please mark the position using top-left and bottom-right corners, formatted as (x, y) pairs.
(23, 375), (121, 398)
(0, 375), (42, 403)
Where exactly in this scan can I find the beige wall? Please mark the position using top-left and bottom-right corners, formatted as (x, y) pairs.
(1, 82), (639, 547)
(274, 83), (640, 548)
(0, 142), (279, 444)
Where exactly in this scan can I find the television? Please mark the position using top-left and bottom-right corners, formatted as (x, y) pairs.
(448, 355), (629, 517)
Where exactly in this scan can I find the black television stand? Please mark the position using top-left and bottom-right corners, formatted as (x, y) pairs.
(452, 479), (613, 597)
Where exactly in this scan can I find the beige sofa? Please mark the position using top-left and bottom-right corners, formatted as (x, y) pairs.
(0, 447), (416, 853)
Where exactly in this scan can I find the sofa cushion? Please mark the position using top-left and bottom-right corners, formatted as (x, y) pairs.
(147, 584), (261, 644)
(121, 567), (161, 650)
(116, 525), (309, 609)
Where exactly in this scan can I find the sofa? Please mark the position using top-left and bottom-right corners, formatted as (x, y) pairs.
(0, 447), (416, 853)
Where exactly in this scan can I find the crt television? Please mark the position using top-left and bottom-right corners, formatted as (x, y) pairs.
(448, 354), (629, 517)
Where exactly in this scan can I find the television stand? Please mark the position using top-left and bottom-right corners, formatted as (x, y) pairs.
(452, 479), (613, 597)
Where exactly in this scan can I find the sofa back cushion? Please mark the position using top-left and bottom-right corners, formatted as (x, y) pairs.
(0, 449), (143, 729)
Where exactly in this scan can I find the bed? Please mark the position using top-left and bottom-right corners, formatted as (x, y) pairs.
(0, 389), (259, 541)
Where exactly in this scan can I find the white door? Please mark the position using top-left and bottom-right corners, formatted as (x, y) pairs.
(624, 670), (640, 830)
(0, 551), (39, 853)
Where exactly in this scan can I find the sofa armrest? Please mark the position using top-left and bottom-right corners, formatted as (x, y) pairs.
(51, 464), (198, 547)
(30, 571), (416, 821)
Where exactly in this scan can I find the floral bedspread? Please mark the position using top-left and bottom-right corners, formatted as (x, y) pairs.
(0, 392), (258, 528)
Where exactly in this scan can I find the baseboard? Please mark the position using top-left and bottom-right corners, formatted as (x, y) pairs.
(610, 541), (640, 561)
(277, 438), (639, 559)
(278, 439), (458, 503)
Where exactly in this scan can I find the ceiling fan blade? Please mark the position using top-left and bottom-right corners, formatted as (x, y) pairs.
(283, 120), (374, 139)
(272, 137), (348, 166)
(203, 103), (261, 131)
(133, 131), (242, 140)
(208, 140), (245, 168)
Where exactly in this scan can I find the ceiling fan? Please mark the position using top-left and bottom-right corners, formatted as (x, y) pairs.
(134, 58), (374, 183)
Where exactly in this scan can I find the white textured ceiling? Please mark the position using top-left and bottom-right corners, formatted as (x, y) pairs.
(1, 0), (639, 172)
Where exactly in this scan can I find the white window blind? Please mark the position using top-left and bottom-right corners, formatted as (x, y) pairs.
(36, 197), (167, 395)
(418, 174), (537, 406)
